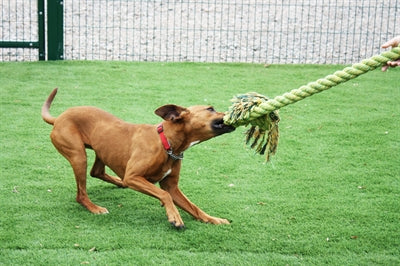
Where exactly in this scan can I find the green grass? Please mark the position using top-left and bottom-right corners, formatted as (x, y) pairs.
(0, 61), (399, 265)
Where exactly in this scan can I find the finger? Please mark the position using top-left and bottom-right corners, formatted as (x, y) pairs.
(382, 40), (395, 49)
(388, 59), (400, 67)
(382, 36), (400, 48)
(381, 60), (400, 71)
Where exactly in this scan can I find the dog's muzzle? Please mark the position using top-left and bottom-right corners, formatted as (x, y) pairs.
(212, 119), (236, 135)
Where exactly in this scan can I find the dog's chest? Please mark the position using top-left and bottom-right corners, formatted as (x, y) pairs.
(160, 169), (172, 181)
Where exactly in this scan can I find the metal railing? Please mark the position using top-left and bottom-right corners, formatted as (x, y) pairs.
(0, 0), (45, 60)
(63, 0), (400, 64)
(1, 0), (399, 63)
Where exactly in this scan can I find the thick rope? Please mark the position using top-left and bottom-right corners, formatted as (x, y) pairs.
(224, 45), (400, 161)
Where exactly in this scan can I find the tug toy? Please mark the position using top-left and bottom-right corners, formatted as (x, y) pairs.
(223, 45), (400, 161)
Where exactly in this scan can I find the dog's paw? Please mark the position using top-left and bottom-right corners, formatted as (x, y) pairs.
(205, 216), (231, 225)
(168, 216), (185, 229)
(79, 199), (109, 214)
(170, 221), (186, 230)
(91, 206), (109, 214)
(165, 206), (185, 228)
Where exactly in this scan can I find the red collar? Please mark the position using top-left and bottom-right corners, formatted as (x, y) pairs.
(157, 123), (184, 160)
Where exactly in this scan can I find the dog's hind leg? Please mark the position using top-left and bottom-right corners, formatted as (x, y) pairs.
(90, 155), (126, 188)
(51, 130), (109, 214)
(71, 154), (109, 214)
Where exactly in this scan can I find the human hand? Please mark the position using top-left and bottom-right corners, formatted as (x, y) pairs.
(381, 36), (400, 49)
(381, 36), (400, 71)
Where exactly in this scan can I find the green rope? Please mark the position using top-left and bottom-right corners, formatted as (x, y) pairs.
(224, 45), (400, 161)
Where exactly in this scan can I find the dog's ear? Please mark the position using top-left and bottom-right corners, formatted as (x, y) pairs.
(155, 104), (187, 122)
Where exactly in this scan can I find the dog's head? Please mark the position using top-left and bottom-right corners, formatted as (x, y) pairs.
(155, 104), (235, 143)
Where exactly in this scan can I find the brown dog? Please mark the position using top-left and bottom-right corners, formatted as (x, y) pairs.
(41, 88), (235, 228)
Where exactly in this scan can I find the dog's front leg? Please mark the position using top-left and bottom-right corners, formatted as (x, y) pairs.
(160, 178), (230, 225)
(123, 176), (185, 228)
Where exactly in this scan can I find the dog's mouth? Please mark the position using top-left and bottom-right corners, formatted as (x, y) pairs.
(211, 119), (236, 135)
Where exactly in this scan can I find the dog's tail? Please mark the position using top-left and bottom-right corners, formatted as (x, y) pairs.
(41, 88), (58, 125)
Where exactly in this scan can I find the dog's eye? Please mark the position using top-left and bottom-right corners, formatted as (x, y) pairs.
(207, 107), (216, 112)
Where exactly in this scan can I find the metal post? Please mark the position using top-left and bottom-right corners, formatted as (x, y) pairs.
(47, 0), (64, 60)
(38, 0), (45, 60)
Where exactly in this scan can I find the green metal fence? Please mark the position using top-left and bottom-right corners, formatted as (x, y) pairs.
(62, 0), (400, 64)
(1, 0), (399, 63)
(47, 0), (63, 60)
(0, 0), (45, 60)
(0, 0), (64, 61)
